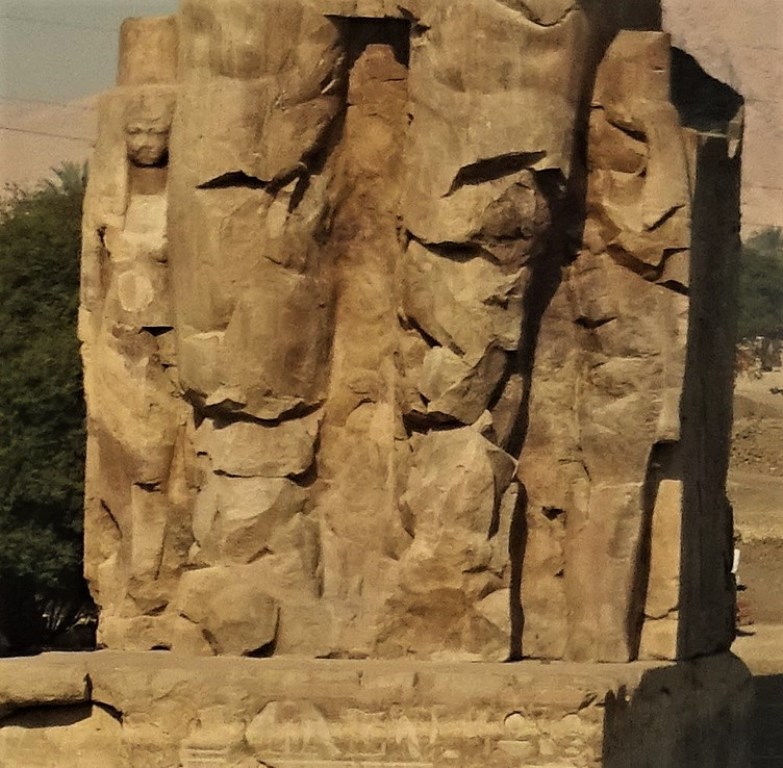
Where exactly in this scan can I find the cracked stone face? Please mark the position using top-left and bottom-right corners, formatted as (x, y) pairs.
(79, 1), (740, 663)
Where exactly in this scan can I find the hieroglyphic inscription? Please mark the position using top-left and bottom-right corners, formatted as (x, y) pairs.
(245, 701), (599, 768)
(245, 702), (515, 768)
(176, 701), (600, 768)
(181, 745), (232, 767)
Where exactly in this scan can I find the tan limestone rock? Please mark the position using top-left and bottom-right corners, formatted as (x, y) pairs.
(118, 16), (177, 86)
(644, 480), (683, 621)
(377, 429), (516, 659)
(174, 0), (343, 186)
(418, 345), (508, 425)
(402, 0), (591, 242)
(79, 16), (194, 652)
(401, 241), (527, 360)
(0, 657), (89, 718)
(516, 29), (739, 662)
(191, 475), (309, 565)
(194, 412), (321, 478)
(0, 705), (123, 768)
(175, 566), (279, 656)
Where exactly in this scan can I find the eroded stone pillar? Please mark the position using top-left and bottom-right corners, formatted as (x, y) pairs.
(80, 15), (199, 650)
(518, 30), (740, 662)
(81, 1), (740, 664)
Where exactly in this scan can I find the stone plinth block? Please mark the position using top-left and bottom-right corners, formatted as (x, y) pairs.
(0, 652), (752, 768)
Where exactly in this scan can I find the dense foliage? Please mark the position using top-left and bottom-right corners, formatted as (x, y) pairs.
(0, 165), (91, 651)
(737, 227), (783, 341)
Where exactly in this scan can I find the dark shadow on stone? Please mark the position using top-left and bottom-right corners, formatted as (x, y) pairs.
(581, 1), (662, 53)
(751, 674), (783, 764)
(508, 483), (529, 661)
(602, 655), (753, 767)
(503, 189), (571, 660)
(616, 1), (662, 32)
(504, 201), (572, 460)
(671, 49), (744, 133)
(677, 135), (741, 660)
(0, 703), (92, 730)
(333, 16), (411, 69)
(447, 152), (547, 196)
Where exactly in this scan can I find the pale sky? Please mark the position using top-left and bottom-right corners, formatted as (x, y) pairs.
(0, 0), (177, 103)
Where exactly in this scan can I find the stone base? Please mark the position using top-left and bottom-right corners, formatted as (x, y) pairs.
(0, 652), (752, 768)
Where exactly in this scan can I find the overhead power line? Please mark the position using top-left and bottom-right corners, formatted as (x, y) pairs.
(0, 96), (95, 111)
(0, 126), (94, 143)
(0, 13), (116, 32)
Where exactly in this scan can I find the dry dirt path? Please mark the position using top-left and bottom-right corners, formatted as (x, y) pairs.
(730, 370), (783, 624)
(730, 371), (783, 766)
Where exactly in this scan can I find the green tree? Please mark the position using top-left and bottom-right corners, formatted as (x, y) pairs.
(737, 227), (783, 341)
(0, 164), (91, 652)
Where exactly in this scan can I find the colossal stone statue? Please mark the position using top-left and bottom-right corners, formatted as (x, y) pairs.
(0, 3), (755, 767)
(79, 0), (741, 664)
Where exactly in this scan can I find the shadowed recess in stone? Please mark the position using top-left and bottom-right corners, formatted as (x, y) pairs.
(446, 152), (548, 196)
(671, 48), (744, 134)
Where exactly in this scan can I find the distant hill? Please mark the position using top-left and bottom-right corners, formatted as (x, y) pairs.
(0, 96), (97, 192)
(664, 0), (783, 233)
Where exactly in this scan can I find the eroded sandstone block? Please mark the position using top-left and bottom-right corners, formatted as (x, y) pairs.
(0, 652), (754, 768)
(516, 30), (740, 662)
(80, 1), (741, 663)
(79, 15), (192, 646)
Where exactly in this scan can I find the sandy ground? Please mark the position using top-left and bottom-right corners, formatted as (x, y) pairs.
(719, 373), (783, 766)
(730, 369), (783, 679)
(730, 369), (783, 565)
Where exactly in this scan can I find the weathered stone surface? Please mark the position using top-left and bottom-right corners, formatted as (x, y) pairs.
(190, 476), (308, 563)
(401, 240), (527, 360)
(80, 1), (740, 665)
(0, 652), (753, 768)
(0, 656), (89, 718)
(174, 567), (280, 656)
(118, 15), (177, 86)
(168, 0), (342, 424)
(79, 15), (193, 652)
(516, 29), (739, 663)
(123, 85), (177, 167)
(377, 428), (516, 659)
(638, 479), (682, 660)
(401, 0), (585, 244)
(194, 412), (321, 479)
(0, 705), (123, 768)
(418, 345), (508, 424)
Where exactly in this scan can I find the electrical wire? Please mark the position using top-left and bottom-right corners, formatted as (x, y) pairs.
(0, 13), (116, 32)
(0, 96), (95, 110)
(0, 126), (94, 143)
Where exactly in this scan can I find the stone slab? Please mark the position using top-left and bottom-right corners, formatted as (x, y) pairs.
(0, 652), (753, 768)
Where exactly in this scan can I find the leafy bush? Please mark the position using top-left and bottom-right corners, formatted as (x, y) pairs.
(737, 227), (783, 341)
(0, 164), (92, 652)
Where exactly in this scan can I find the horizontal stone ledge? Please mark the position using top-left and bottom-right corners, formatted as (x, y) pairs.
(0, 654), (90, 718)
(0, 649), (751, 706)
